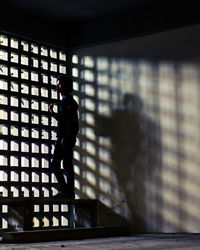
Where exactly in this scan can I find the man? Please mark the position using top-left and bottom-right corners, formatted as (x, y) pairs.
(49, 75), (79, 199)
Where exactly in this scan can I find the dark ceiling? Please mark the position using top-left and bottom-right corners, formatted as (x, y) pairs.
(1, 0), (200, 48)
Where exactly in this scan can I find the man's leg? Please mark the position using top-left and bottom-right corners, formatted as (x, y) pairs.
(50, 145), (68, 194)
(63, 147), (75, 198)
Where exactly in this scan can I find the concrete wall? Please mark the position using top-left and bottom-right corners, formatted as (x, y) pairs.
(71, 24), (200, 233)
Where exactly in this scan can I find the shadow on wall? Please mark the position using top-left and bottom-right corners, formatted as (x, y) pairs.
(72, 25), (200, 233)
(95, 93), (161, 232)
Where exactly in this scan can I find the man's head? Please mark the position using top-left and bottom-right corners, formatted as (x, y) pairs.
(56, 75), (73, 95)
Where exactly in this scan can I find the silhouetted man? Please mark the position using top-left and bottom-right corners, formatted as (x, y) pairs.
(49, 75), (79, 199)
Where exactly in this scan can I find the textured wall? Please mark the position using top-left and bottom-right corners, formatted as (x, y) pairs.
(71, 24), (200, 232)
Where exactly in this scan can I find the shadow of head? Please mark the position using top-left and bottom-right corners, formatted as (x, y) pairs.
(123, 93), (143, 113)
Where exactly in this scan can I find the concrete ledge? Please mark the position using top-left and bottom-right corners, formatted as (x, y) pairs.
(3, 226), (130, 243)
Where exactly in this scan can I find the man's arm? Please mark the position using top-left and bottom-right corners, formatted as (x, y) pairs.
(49, 103), (59, 121)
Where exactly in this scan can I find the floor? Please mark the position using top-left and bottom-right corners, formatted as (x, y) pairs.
(1, 234), (200, 250)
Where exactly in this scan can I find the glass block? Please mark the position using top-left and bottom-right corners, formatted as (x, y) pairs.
(0, 50), (8, 60)
(53, 204), (59, 212)
(0, 35), (8, 46)
(31, 114), (39, 124)
(51, 131), (57, 140)
(52, 216), (59, 226)
(42, 129), (49, 139)
(21, 157), (29, 167)
(43, 217), (50, 227)
(34, 205), (40, 212)
(31, 86), (39, 96)
(59, 51), (66, 61)
(11, 82), (19, 92)
(0, 64), (8, 76)
(0, 80), (8, 90)
(50, 49), (57, 59)
(44, 204), (49, 212)
(1, 218), (8, 229)
(73, 81), (79, 91)
(42, 191), (50, 201)
(31, 57), (38, 68)
(32, 187), (40, 197)
(41, 60), (48, 70)
(21, 55), (29, 65)
(51, 89), (57, 99)
(2, 205), (8, 213)
(31, 71), (38, 82)
(59, 64), (66, 74)
(21, 172), (29, 182)
(0, 110), (8, 120)
(72, 67), (78, 77)
(61, 216), (68, 226)
(0, 171), (7, 181)
(41, 87), (48, 98)
(21, 41), (29, 52)
(11, 67), (18, 78)
(31, 158), (39, 168)
(0, 140), (8, 150)
(31, 100), (39, 110)
(61, 204), (68, 212)
(0, 124), (8, 135)
(41, 46), (48, 56)
(11, 96), (19, 107)
(51, 117), (58, 127)
(33, 217), (39, 227)
(51, 76), (57, 85)
(51, 173), (58, 183)
(11, 53), (18, 63)
(0, 187), (8, 197)
(50, 62), (57, 72)
(21, 112), (29, 123)
(21, 98), (29, 109)
(53, 104), (58, 113)
(21, 127), (29, 137)
(10, 156), (19, 166)
(41, 74), (48, 84)
(41, 144), (49, 154)
(22, 187), (29, 197)
(21, 142), (29, 152)
(41, 101), (48, 111)
(42, 158), (49, 168)
(0, 95), (8, 105)
(41, 115), (48, 126)
(0, 155), (7, 166)
(10, 141), (19, 151)
(11, 171), (19, 182)
(31, 44), (38, 54)
(72, 55), (78, 64)
(21, 83), (29, 94)
(42, 173), (49, 183)
(10, 38), (18, 49)
(21, 69), (29, 79)
(31, 143), (39, 153)
(32, 128), (39, 138)
(32, 172), (39, 182)
(11, 126), (18, 136)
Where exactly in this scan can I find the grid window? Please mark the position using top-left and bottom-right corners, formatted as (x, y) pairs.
(0, 31), (69, 231)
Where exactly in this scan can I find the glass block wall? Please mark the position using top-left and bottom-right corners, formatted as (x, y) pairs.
(0, 32), (72, 230)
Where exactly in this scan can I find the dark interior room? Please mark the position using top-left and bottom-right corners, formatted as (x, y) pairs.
(1, 0), (200, 248)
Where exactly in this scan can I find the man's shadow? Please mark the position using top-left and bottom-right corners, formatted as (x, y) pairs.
(95, 93), (161, 232)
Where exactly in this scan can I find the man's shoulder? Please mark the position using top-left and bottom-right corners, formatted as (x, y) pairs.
(61, 95), (78, 110)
